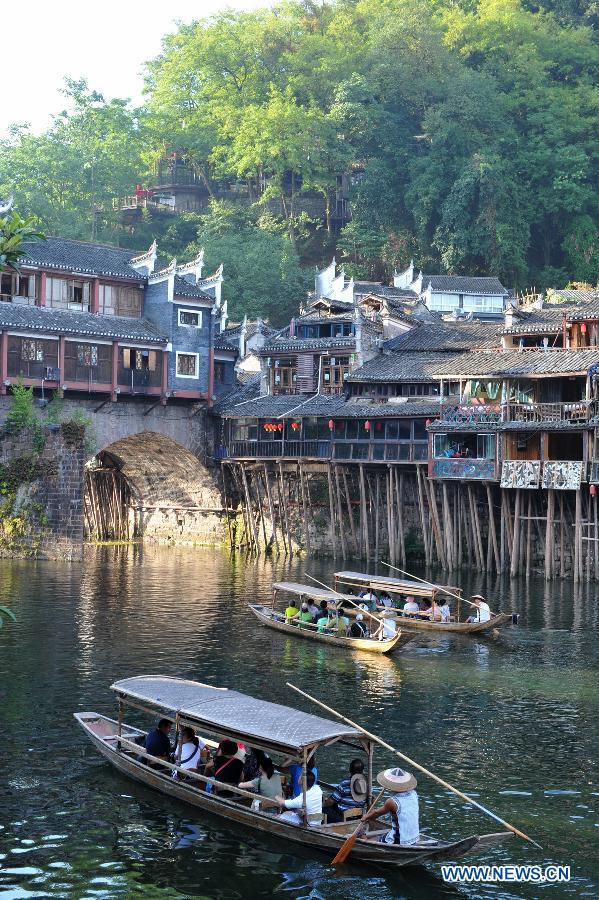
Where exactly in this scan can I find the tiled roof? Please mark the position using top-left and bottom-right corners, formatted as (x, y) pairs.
(384, 322), (500, 352)
(0, 303), (166, 343)
(423, 275), (508, 295)
(547, 289), (599, 304)
(348, 351), (458, 383)
(18, 237), (145, 281)
(432, 349), (599, 378)
(260, 336), (356, 354)
(503, 307), (568, 335)
(173, 276), (213, 301)
(216, 385), (442, 419)
(354, 282), (417, 301)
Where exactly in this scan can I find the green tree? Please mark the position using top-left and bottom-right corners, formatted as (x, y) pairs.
(0, 209), (44, 272)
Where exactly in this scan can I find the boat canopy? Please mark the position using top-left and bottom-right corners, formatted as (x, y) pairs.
(334, 571), (461, 599)
(272, 581), (355, 604)
(111, 676), (362, 756)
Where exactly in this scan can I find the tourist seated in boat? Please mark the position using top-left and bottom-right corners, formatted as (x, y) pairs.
(322, 759), (367, 823)
(285, 599), (301, 624)
(275, 770), (323, 826)
(362, 768), (420, 846)
(282, 753), (317, 799)
(203, 738), (244, 796)
(298, 602), (314, 629)
(361, 589), (378, 611)
(238, 750), (283, 809)
(466, 595), (491, 623)
(402, 596), (420, 616)
(316, 610), (331, 633)
(380, 593), (393, 608)
(349, 613), (368, 638)
(307, 599), (321, 622)
(334, 602), (351, 635)
(438, 600), (451, 623)
(175, 726), (208, 774)
(143, 718), (172, 766)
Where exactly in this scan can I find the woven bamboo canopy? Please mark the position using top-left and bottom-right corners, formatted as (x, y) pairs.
(272, 582), (356, 603)
(111, 676), (361, 755)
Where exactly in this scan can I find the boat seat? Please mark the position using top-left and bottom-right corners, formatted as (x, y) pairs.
(342, 807), (364, 822)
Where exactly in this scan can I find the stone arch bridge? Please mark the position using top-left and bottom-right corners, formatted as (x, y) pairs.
(0, 395), (227, 553)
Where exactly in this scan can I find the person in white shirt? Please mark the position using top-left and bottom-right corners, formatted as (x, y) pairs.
(373, 615), (397, 641)
(380, 594), (393, 608)
(402, 596), (420, 616)
(362, 767), (420, 846)
(466, 594), (491, 623)
(276, 771), (323, 826)
(361, 590), (378, 611)
(174, 726), (208, 776)
(438, 600), (451, 623)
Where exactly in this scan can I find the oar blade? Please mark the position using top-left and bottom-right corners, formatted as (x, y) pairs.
(331, 823), (365, 866)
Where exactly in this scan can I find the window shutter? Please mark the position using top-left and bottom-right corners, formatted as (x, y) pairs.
(28, 275), (36, 298)
(296, 354), (315, 392)
(148, 351), (156, 371)
(123, 348), (131, 369)
(83, 283), (90, 304)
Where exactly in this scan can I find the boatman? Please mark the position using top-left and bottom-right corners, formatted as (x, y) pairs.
(466, 594), (491, 623)
(361, 768), (420, 846)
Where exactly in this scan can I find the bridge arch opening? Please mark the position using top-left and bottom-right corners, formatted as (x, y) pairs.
(84, 431), (224, 544)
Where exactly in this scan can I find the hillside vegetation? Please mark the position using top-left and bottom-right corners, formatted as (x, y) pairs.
(1, 0), (597, 323)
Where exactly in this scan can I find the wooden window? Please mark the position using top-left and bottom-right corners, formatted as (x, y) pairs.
(0, 273), (36, 302)
(77, 344), (98, 367)
(21, 339), (44, 362)
(47, 277), (89, 311)
(272, 357), (296, 393)
(99, 284), (142, 317)
(178, 308), (202, 327)
(321, 356), (350, 392)
(176, 352), (199, 378)
(123, 348), (157, 371)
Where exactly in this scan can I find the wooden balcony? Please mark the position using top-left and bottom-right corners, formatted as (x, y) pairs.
(506, 401), (592, 424)
(431, 457), (498, 480)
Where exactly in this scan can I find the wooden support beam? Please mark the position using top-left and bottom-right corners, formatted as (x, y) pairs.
(510, 489), (522, 577)
(416, 466), (431, 566)
(486, 483), (500, 574)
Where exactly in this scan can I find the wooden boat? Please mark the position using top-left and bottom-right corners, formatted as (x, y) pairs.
(75, 675), (512, 869)
(334, 571), (513, 635)
(249, 582), (412, 654)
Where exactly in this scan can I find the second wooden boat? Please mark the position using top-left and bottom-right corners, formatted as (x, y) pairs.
(334, 571), (513, 634)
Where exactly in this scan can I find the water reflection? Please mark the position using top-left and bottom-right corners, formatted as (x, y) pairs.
(0, 546), (597, 898)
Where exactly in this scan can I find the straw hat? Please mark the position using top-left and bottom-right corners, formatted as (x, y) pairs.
(376, 767), (417, 793)
(350, 773), (368, 802)
(470, 594), (486, 601)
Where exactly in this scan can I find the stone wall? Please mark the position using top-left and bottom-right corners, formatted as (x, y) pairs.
(0, 425), (85, 560)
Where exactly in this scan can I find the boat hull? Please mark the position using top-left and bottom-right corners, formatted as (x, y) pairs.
(249, 604), (412, 653)
(74, 712), (512, 868)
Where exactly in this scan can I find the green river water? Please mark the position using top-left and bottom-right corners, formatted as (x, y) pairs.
(0, 547), (597, 899)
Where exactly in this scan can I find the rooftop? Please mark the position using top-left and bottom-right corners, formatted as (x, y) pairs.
(19, 237), (146, 281)
(0, 303), (166, 343)
(348, 351), (456, 383)
(431, 348), (599, 378)
(261, 336), (356, 354)
(173, 276), (213, 301)
(423, 274), (508, 295)
(111, 675), (360, 756)
(384, 322), (501, 352)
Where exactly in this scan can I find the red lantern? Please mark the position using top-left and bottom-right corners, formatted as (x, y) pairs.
(581, 323), (587, 333)
(591, 484), (597, 496)
(364, 420), (371, 431)
(278, 423), (283, 431)
(328, 419), (334, 431)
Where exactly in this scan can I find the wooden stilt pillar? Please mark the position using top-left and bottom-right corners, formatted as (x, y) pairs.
(510, 489), (522, 577)
(327, 462), (336, 554)
(359, 464), (369, 563)
(416, 466), (431, 566)
(299, 463), (311, 555)
(342, 470), (358, 556)
(397, 470), (406, 567)
(334, 465), (348, 561)
(544, 488), (554, 580)
(374, 473), (381, 564)
(574, 488), (582, 583)
(486, 483), (500, 574)
(263, 463), (279, 554)
(442, 483), (453, 570)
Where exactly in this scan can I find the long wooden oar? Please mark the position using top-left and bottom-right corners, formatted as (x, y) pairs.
(331, 788), (384, 865)
(287, 683), (542, 850)
(381, 561), (499, 617)
(306, 573), (387, 629)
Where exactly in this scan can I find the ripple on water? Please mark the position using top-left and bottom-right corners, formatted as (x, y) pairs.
(0, 547), (597, 899)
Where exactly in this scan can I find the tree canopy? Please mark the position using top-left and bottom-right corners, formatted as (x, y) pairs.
(1, 0), (597, 321)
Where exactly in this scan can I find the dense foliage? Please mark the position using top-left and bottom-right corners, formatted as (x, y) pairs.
(1, 0), (597, 321)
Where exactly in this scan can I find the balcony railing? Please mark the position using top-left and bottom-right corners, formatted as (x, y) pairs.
(0, 293), (37, 306)
(506, 401), (592, 424)
(435, 401), (596, 427)
(431, 457), (498, 480)
(227, 440), (331, 458)
(501, 459), (586, 489)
